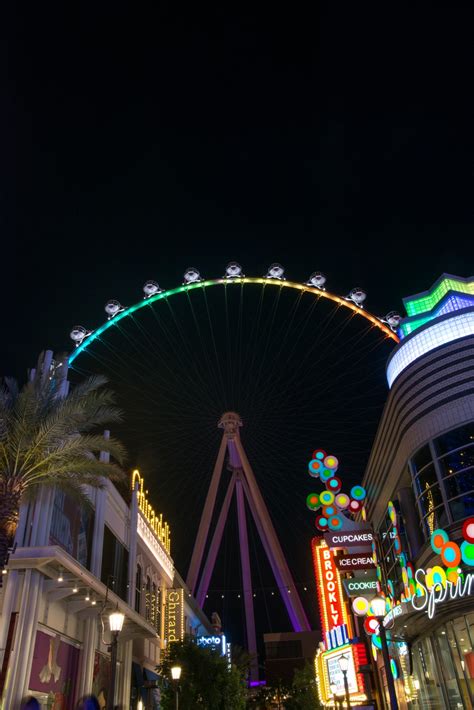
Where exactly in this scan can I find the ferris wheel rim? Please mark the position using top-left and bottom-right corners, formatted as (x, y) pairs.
(68, 277), (398, 365)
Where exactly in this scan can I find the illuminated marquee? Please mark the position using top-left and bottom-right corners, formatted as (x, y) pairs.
(312, 538), (351, 636)
(165, 588), (184, 643)
(132, 469), (171, 554)
(316, 642), (368, 705)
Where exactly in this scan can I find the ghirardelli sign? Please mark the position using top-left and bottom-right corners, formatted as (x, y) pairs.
(324, 526), (373, 550)
(165, 588), (184, 643)
(334, 552), (376, 571)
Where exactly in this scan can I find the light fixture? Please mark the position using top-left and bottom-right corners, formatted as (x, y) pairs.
(137, 701), (144, 710)
(1, 568), (7, 575)
(338, 654), (349, 673)
(91, 596), (96, 606)
(109, 610), (125, 633)
(72, 585), (78, 593)
(370, 595), (386, 619)
(108, 607), (125, 710)
(85, 590), (90, 601)
(171, 665), (182, 681)
(58, 567), (64, 583)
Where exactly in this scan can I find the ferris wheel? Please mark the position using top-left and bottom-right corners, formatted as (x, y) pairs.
(67, 262), (399, 652)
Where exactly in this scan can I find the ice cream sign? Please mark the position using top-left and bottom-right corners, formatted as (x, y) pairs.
(312, 538), (351, 635)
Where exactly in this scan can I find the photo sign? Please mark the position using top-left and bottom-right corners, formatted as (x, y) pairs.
(324, 526), (374, 550)
(335, 552), (376, 571)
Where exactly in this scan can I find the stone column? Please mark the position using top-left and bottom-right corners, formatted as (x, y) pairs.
(1, 569), (44, 708)
(118, 639), (133, 708)
(76, 616), (99, 699)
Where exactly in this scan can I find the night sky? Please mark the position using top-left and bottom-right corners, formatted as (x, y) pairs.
(3, 3), (474, 652)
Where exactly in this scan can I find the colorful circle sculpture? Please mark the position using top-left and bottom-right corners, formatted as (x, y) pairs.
(463, 518), (474, 543)
(351, 485), (366, 501)
(364, 617), (380, 635)
(306, 493), (321, 511)
(324, 455), (339, 470)
(320, 490), (335, 506)
(335, 493), (350, 509)
(328, 515), (343, 531)
(352, 597), (370, 616)
(390, 658), (399, 680)
(461, 541), (474, 566)
(328, 477), (342, 492)
(308, 459), (323, 477)
(306, 449), (367, 531)
(431, 529), (449, 554)
(315, 515), (328, 530)
(440, 541), (461, 568)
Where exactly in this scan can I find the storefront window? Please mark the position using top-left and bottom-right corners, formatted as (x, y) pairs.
(49, 490), (94, 569)
(450, 616), (474, 707)
(101, 526), (129, 601)
(410, 423), (474, 538)
(411, 637), (445, 708)
(433, 627), (464, 708)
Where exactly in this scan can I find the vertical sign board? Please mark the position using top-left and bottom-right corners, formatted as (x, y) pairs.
(165, 588), (184, 643)
(312, 538), (351, 636)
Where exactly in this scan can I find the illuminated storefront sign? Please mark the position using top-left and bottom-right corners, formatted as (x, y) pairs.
(411, 569), (474, 619)
(324, 527), (374, 550)
(343, 575), (378, 597)
(197, 634), (227, 656)
(316, 642), (368, 705)
(165, 588), (184, 643)
(335, 552), (376, 571)
(325, 624), (349, 651)
(312, 538), (351, 635)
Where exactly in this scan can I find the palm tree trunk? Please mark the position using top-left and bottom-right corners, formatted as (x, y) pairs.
(0, 492), (20, 568)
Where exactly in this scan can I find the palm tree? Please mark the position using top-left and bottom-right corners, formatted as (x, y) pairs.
(0, 370), (126, 568)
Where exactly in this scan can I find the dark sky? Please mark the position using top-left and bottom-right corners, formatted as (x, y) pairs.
(3, 2), (474, 650)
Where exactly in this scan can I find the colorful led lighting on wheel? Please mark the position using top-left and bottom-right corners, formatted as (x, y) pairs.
(68, 277), (398, 365)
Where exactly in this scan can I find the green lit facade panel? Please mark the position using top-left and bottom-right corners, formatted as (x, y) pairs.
(404, 276), (474, 317)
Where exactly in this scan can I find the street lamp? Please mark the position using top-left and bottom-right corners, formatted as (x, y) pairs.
(171, 665), (182, 710)
(371, 594), (399, 710)
(330, 681), (339, 710)
(107, 608), (125, 710)
(338, 654), (351, 708)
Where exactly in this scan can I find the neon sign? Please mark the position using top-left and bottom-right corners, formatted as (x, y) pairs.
(312, 538), (350, 635)
(411, 569), (474, 619)
(132, 469), (171, 554)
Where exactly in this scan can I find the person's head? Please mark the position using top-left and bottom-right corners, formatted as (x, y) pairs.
(20, 697), (40, 710)
(76, 696), (100, 710)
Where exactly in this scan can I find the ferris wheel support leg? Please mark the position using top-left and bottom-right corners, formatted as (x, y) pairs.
(196, 472), (237, 608)
(187, 433), (228, 595)
(235, 474), (259, 682)
(234, 437), (311, 632)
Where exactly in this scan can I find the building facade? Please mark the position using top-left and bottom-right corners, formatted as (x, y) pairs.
(0, 367), (213, 710)
(362, 274), (474, 709)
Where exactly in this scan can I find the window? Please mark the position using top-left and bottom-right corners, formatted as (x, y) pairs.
(135, 564), (142, 613)
(101, 526), (129, 601)
(410, 423), (474, 539)
(49, 490), (95, 569)
(145, 576), (151, 622)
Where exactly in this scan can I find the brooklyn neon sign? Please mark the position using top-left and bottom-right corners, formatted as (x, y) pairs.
(411, 568), (474, 619)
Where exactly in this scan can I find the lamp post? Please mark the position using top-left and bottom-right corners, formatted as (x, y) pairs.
(370, 594), (399, 710)
(329, 682), (339, 710)
(107, 609), (125, 710)
(338, 654), (351, 708)
(171, 665), (182, 710)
